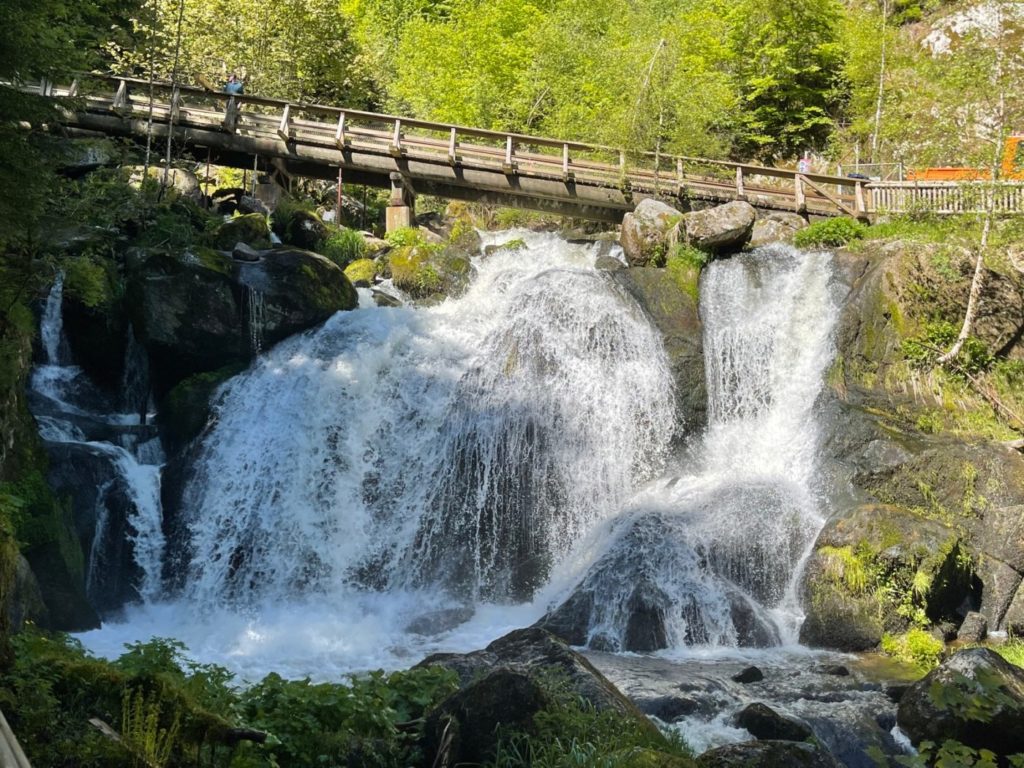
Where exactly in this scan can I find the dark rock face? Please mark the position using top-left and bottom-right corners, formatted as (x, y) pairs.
(624, 582), (671, 651)
(636, 695), (699, 722)
(422, 668), (549, 765)
(274, 208), (327, 251)
(127, 246), (356, 395)
(613, 268), (705, 432)
(898, 648), (1024, 756)
(736, 702), (813, 742)
(419, 628), (658, 766)
(212, 213), (272, 250)
(696, 740), (841, 767)
(404, 606), (475, 635)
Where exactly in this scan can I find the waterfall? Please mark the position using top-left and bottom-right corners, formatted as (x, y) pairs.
(30, 278), (166, 610)
(246, 286), (266, 353)
(40, 271), (66, 365)
(545, 245), (840, 650)
(180, 234), (676, 611)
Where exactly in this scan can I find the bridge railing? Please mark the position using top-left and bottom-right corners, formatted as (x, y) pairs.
(867, 180), (1024, 215)
(24, 74), (873, 218)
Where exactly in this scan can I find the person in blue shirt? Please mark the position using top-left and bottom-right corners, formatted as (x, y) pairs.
(224, 73), (244, 95)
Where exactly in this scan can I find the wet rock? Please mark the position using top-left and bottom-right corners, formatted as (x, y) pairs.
(636, 695), (699, 722)
(158, 364), (245, 453)
(417, 627), (647, 718)
(387, 244), (472, 300)
(238, 195), (270, 217)
(405, 607), (474, 635)
(613, 268), (705, 431)
(884, 684), (909, 703)
(957, 611), (988, 643)
(273, 207), (327, 251)
(620, 198), (682, 267)
(371, 288), (403, 307)
(898, 648), (1024, 756)
(343, 258), (376, 287)
(821, 665), (850, 677)
(735, 702), (813, 742)
(595, 253), (625, 271)
(677, 201), (756, 254)
(624, 582), (671, 652)
(231, 242), (262, 262)
(732, 665), (764, 684)
(6, 555), (49, 631)
(696, 740), (841, 767)
(61, 256), (129, 391)
(534, 589), (594, 646)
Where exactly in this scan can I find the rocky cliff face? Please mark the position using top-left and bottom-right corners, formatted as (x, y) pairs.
(802, 238), (1024, 649)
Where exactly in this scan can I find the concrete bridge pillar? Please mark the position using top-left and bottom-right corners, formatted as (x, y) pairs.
(386, 171), (416, 232)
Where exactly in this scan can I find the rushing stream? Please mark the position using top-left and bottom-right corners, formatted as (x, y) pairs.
(32, 231), (907, 762)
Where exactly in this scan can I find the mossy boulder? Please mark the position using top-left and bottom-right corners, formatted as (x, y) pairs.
(158, 364), (245, 452)
(800, 503), (975, 651)
(273, 206), (327, 251)
(61, 253), (128, 390)
(897, 648), (1024, 757)
(387, 244), (472, 300)
(343, 258), (377, 288)
(211, 213), (272, 250)
(126, 246), (356, 395)
(696, 741), (840, 767)
(676, 201), (756, 254)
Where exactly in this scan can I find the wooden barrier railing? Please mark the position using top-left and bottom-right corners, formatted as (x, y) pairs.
(17, 75), (1024, 218)
(19, 74), (879, 219)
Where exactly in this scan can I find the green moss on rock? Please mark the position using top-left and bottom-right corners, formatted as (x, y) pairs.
(343, 258), (377, 287)
(211, 213), (271, 251)
(159, 364), (245, 451)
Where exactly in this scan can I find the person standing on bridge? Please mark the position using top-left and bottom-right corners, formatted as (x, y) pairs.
(224, 73), (244, 95)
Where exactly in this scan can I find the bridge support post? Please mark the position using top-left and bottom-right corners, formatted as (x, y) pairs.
(386, 171), (416, 232)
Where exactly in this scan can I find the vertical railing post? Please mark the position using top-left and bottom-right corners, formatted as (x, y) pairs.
(503, 135), (516, 173)
(68, 78), (80, 97)
(223, 96), (238, 133)
(735, 166), (745, 199)
(335, 111), (347, 149)
(562, 143), (570, 180)
(391, 119), (403, 156)
(448, 127), (458, 165)
(169, 86), (181, 123)
(855, 181), (867, 219)
(277, 103), (292, 142)
(112, 78), (129, 112)
(795, 174), (807, 212)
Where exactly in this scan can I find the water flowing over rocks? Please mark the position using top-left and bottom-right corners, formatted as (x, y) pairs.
(696, 741), (841, 767)
(897, 648), (1024, 756)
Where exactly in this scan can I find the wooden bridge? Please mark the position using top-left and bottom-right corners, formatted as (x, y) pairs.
(24, 75), (1024, 226)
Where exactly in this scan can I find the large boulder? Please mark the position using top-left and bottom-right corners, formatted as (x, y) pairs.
(211, 213), (272, 250)
(620, 198), (683, 267)
(273, 206), (327, 251)
(386, 244), (472, 300)
(613, 268), (706, 431)
(735, 703), (814, 742)
(748, 212), (808, 249)
(897, 648), (1024, 756)
(799, 503), (975, 651)
(419, 628), (659, 765)
(126, 246), (356, 395)
(61, 253), (129, 391)
(696, 741), (841, 768)
(677, 201), (756, 254)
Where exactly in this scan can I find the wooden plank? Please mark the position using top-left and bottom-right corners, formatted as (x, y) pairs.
(391, 119), (403, 156)
(449, 127), (457, 165)
(503, 135), (515, 174)
(277, 104), (292, 142)
(800, 175), (856, 217)
(335, 112), (347, 149)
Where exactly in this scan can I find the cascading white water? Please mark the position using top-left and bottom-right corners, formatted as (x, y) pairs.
(77, 235), (840, 679)
(181, 234), (676, 610)
(245, 286), (266, 353)
(543, 245), (840, 650)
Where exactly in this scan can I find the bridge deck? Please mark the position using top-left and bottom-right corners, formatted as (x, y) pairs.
(25, 76), (1024, 220)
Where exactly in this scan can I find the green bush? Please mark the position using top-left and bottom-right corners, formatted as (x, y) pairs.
(793, 217), (868, 248)
(321, 227), (366, 267)
(881, 628), (945, 671)
(903, 320), (993, 375)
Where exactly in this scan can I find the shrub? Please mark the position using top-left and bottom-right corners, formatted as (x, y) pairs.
(664, 244), (709, 301)
(881, 628), (945, 671)
(321, 227), (366, 267)
(793, 217), (868, 248)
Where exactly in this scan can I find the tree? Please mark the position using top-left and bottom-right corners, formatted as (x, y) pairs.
(728, 0), (846, 160)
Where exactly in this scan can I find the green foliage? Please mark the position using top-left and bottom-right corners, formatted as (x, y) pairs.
(793, 217), (868, 248)
(122, 687), (180, 768)
(664, 244), (708, 302)
(64, 254), (118, 310)
(384, 226), (431, 249)
(903, 321), (992, 376)
(1, 628), (460, 768)
(881, 628), (945, 671)
(344, 258), (378, 286)
(728, 0), (845, 159)
(489, 673), (693, 768)
(321, 227), (367, 268)
(993, 639), (1024, 669)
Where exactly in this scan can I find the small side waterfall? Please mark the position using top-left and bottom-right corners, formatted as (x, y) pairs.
(245, 286), (266, 354)
(30, 279), (165, 610)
